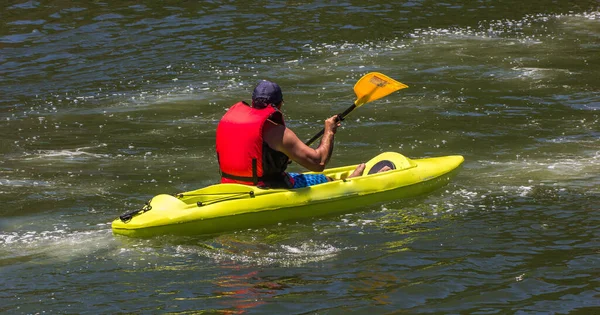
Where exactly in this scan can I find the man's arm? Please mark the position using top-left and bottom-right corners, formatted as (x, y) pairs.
(264, 116), (339, 172)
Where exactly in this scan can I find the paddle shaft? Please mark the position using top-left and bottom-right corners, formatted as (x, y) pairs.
(304, 104), (356, 146)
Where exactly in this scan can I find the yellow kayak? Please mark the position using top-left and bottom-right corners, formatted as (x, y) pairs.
(111, 152), (464, 238)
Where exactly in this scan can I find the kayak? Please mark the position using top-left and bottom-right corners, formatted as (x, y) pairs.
(111, 152), (464, 238)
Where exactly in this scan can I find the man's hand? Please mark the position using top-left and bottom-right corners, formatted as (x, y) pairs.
(324, 115), (341, 135)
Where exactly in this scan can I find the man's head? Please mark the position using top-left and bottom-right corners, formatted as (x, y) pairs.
(252, 80), (283, 109)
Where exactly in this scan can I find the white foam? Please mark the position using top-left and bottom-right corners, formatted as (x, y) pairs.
(0, 178), (52, 187)
(23, 144), (110, 160)
(0, 228), (114, 263)
(172, 238), (344, 267)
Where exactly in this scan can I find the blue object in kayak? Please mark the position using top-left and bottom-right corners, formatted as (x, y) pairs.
(288, 173), (329, 188)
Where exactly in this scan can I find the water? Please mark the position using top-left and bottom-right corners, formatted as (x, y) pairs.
(1, 1), (599, 313)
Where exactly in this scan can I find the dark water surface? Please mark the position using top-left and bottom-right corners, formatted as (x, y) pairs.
(1, 1), (599, 313)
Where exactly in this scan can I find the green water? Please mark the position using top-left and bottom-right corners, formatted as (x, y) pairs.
(1, 1), (599, 313)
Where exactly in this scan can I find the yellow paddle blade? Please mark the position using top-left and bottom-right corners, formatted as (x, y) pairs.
(353, 72), (408, 106)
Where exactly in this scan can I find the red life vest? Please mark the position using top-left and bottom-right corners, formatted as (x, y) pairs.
(216, 101), (291, 187)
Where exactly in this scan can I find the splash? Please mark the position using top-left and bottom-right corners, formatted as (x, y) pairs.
(23, 144), (110, 160)
(0, 228), (114, 264)
(173, 237), (344, 267)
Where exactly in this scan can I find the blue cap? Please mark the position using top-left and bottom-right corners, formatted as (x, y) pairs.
(252, 80), (283, 108)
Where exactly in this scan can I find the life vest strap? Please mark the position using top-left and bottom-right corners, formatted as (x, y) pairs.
(220, 158), (260, 185)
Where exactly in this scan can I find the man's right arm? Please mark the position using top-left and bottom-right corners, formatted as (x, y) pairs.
(264, 116), (339, 172)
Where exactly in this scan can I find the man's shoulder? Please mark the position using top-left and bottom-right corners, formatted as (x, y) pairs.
(264, 119), (287, 135)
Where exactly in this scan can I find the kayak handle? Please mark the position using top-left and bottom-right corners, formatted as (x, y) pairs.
(119, 201), (152, 222)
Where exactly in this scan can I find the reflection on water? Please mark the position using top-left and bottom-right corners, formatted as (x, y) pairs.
(211, 270), (284, 314)
(350, 269), (401, 306)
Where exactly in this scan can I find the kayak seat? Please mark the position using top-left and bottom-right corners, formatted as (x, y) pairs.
(367, 160), (396, 175)
(364, 152), (416, 175)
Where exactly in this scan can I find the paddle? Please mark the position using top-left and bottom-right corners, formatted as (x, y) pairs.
(304, 72), (408, 146)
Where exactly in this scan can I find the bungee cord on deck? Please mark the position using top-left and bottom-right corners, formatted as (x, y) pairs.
(118, 190), (256, 222)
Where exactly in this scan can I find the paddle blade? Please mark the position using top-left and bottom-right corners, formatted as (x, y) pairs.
(353, 72), (408, 106)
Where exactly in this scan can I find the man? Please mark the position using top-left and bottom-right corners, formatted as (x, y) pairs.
(215, 80), (366, 189)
